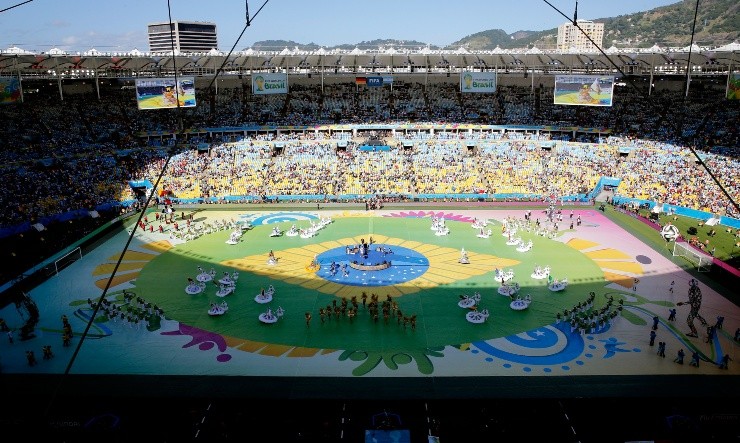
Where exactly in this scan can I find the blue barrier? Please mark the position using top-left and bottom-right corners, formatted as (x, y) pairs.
(611, 196), (740, 229)
(358, 145), (391, 152)
(128, 180), (153, 188)
(0, 203), (125, 239)
(0, 222), (31, 238)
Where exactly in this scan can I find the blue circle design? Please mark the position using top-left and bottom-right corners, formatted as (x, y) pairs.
(632, 348), (641, 352)
(523, 367), (531, 372)
(576, 360), (584, 365)
(588, 345), (596, 350)
(471, 349), (479, 354)
(585, 353), (593, 358)
(485, 357), (493, 362)
(248, 212), (318, 225)
(316, 244), (429, 287)
(561, 365), (570, 370)
(473, 322), (585, 366)
(503, 363), (511, 368)
(543, 368), (552, 373)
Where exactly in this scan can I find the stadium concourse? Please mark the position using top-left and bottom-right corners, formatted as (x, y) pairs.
(0, 76), (738, 442)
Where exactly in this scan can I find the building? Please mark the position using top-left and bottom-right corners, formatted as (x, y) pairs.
(557, 19), (604, 51)
(148, 21), (218, 53)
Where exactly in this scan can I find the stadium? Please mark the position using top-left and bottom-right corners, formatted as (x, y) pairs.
(1, 2), (739, 442)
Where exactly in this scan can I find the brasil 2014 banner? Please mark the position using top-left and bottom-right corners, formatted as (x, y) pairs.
(252, 73), (288, 95)
(554, 75), (614, 106)
(460, 71), (496, 93)
(135, 77), (196, 110)
(727, 73), (740, 100)
(0, 77), (22, 104)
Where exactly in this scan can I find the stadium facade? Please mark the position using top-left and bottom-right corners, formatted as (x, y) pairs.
(1, 43), (736, 83)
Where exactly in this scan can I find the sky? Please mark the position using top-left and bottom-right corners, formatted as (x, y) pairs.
(0, 0), (681, 52)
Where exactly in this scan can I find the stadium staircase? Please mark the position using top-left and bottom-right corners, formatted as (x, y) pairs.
(74, 103), (94, 136)
(315, 91), (325, 119)
(594, 188), (613, 202)
(280, 91), (291, 118)
(388, 91), (396, 119)
(422, 89), (431, 115)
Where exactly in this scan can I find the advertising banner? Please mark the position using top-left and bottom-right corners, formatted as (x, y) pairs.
(135, 77), (196, 109)
(252, 73), (288, 95)
(366, 76), (383, 87)
(554, 75), (614, 106)
(356, 76), (393, 87)
(460, 71), (496, 93)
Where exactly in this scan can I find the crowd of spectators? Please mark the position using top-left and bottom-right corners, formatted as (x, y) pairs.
(0, 78), (738, 287)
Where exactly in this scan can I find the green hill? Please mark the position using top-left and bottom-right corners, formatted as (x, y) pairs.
(452, 0), (739, 50)
(249, 0), (738, 51)
(598, 0), (739, 48)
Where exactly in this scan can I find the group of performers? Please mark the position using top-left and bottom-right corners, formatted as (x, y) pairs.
(547, 275), (568, 292)
(494, 268), (515, 283)
(255, 285), (276, 304)
(556, 292), (621, 335)
(531, 265), (551, 279)
(497, 281), (520, 297)
(471, 218), (488, 229)
(286, 224), (299, 237)
(215, 271), (238, 297)
(345, 237), (376, 258)
(185, 265), (240, 314)
(226, 227), (242, 245)
(267, 249), (278, 265)
(510, 294), (532, 311)
(259, 306), (285, 324)
(310, 293), (418, 330)
(458, 292), (482, 309)
(327, 261), (352, 278)
(466, 308), (490, 324)
(282, 217), (334, 239)
(431, 216), (449, 235)
(459, 248), (470, 264)
(208, 301), (229, 316)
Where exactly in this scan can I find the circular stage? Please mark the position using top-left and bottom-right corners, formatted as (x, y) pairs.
(315, 244), (429, 287)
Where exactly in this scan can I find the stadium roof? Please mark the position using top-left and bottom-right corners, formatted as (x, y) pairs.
(1, 44), (737, 79)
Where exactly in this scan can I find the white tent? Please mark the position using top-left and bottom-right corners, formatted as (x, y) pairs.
(714, 41), (740, 52)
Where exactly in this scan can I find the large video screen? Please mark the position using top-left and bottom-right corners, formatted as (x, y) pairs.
(0, 77), (22, 104)
(364, 429), (411, 443)
(727, 73), (740, 100)
(135, 77), (196, 109)
(554, 75), (614, 106)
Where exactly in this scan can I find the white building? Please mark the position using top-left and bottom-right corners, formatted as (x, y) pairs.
(148, 21), (218, 53)
(557, 19), (604, 51)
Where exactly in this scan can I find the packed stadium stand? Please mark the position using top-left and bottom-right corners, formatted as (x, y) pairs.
(1, 49), (739, 442)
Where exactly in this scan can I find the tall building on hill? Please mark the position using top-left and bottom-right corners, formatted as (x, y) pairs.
(557, 19), (604, 51)
(148, 21), (218, 53)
